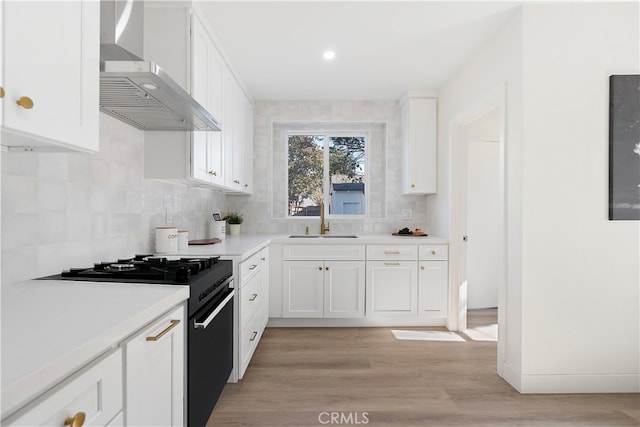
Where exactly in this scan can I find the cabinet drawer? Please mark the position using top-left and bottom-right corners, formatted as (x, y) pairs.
(239, 310), (265, 379)
(367, 245), (417, 260)
(240, 273), (261, 330)
(419, 245), (448, 260)
(240, 250), (264, 285)
(283, 245), (365, 260)
(6, 349), (123, 426)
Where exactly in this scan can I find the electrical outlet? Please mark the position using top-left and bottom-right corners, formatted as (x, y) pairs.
(165, 206), (173, 224)
(400, 209), (412, 220)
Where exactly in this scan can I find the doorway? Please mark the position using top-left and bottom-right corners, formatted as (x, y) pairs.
(448, 85), (506, 375)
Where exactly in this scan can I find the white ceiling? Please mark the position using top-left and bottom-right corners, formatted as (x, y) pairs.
(197, 1), (522, 101)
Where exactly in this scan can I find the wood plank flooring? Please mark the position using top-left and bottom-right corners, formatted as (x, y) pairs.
(208, 310), (639, 426)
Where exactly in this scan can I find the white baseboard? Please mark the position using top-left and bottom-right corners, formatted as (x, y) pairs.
(267, 317), (447, 328)
(500, 362), (639, 393)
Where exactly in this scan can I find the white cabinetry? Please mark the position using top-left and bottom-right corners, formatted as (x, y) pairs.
(124, 305), (185, 427)
(142, 4), (253, 193)
(400, 92), (437, 194)
(238, 247), (269, 378)
(366, 245), (418, 317)
(283, 245), (366, 318)
(418, 245), (449, 317)
(4, 350), (123, 426)
(1, 0), (99, 152)
(191, 13), (225, 187)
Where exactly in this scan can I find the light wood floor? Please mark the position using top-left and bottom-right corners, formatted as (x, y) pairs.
(208, 310), (639, 426)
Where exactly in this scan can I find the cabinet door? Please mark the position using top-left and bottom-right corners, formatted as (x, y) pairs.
(6, 350), (122, 426)
(324, 261), (365, 318)
(366, 261), (418, 317)
(2, 0), (99, 152)
(418, 260), (448, 317)
(283, 261), (324, 317)
(401, 97), (437, 194)
(125, 305), (185, 427)
(190, 15), (224, 186)
(241, 94), (254, 194)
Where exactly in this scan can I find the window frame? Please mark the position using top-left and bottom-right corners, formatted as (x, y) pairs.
(286, 130), (369, 218)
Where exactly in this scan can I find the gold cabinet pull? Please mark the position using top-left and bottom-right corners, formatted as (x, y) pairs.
(249, 293), (258, 301)
(385, 262), (400, 266)
(250, 331), (258, 341)
(0, 87), (4, 98)
(16, 96), (34, 109)
(208, 170), (217, 176)
(146, 319), (180, 341)
(249, 264), (258, 270)
(233, 179), (240, 184)
(384, 251), (400, 255)
(64, 412), (86, 427)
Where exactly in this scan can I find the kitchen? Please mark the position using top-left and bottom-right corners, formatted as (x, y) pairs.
(1, 1), (639, 426)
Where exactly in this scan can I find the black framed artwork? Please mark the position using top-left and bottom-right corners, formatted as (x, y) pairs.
(609, 75), (640, 220)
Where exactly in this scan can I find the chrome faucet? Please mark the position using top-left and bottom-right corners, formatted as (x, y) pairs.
(320, 203), (330, 235)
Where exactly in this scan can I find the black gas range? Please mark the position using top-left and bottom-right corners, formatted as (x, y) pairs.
(40, 254), (234, 427)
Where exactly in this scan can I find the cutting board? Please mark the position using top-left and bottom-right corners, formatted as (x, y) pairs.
(188, 238), (222, 245)
(391, 233), (429, 237)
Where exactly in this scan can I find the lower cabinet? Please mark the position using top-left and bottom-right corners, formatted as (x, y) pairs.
(283, 260), (365, 318)
(123, 305), (185, 427)
(238, 247), (269, 379)
(5, 350), (123, 426)
(366, 260), (418, 317)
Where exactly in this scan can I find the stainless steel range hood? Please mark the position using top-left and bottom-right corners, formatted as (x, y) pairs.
(99, 0), (221, 131)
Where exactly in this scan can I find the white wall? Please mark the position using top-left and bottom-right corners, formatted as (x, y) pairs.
(1, 114), (226, 284)
(519, 3), (639, 392)
(436, 3), (639, 392)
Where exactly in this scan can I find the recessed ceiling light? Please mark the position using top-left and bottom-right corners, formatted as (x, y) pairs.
(323, 50), (335, 60)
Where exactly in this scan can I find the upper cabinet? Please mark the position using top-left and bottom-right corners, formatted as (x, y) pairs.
(400, 91), (438, 195)
(1, 0), (99, 152)
(142, 3), (253, 194)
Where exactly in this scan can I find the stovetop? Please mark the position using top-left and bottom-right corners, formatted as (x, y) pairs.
(42, 254), (224, 285)
(40, 254), (234, 316)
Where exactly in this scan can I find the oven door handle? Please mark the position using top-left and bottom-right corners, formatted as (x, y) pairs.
(193, 289), (235, 329)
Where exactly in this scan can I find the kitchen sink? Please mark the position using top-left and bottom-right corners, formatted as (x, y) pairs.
(288, 235), (358, 238)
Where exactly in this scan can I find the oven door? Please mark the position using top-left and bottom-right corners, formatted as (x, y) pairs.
(188, 284), (234, 427)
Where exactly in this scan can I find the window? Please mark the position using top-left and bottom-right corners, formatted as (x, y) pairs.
(288, 132), (366, 217)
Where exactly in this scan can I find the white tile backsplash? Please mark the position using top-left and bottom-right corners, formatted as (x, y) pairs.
(1, 114), (226, 284)
(226, 100), (428, 235)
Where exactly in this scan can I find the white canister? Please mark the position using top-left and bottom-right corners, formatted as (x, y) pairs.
(177, 230), (189, 250)
(156, 226), (178, 253)
(209, 220), (226, 240)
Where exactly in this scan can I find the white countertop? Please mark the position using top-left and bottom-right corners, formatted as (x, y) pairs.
(1, 279), (189, 419)
(164, 233), (448, 258)
(164, 234), (277, 259)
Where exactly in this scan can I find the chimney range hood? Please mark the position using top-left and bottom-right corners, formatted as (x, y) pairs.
(99, 0), (221, 132)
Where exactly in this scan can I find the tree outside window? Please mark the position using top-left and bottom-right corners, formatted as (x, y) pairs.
(288, 133), (366, 216)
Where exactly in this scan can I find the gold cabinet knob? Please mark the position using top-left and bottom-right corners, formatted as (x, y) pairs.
(325, 267), (329, 270)
(318, 267), (323, 271)
(420, 266), (425, 270)
(64, 412), (86, 427)
(431, 250), (436, 255)
(0, 87), (4, 98)
(16, 96), (34, 109)
(411, 184), (416, 188)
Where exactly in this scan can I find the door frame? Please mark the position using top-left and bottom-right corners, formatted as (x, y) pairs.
(448, 84), (507, 376)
